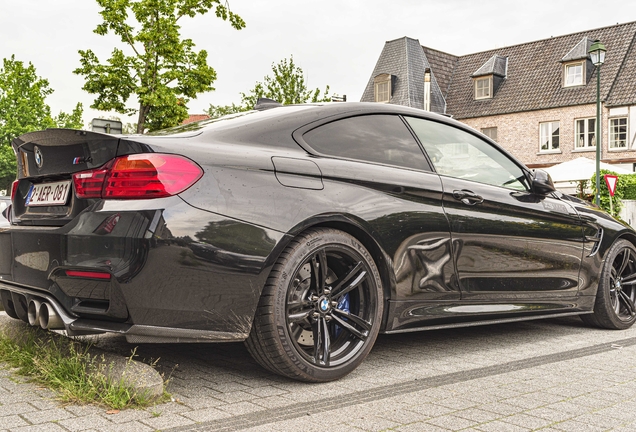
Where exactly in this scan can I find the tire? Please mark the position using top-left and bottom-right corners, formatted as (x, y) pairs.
(582, 239), (636, 330)
(245, 228), (383, 382)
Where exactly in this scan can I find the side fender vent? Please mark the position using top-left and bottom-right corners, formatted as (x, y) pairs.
(586, 227), (603, 257)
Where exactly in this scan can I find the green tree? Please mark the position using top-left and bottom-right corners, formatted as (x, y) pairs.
(74, 0), (245, 134)
(53, 103), (85, 129)
(0, 56), (83, 191)
(207, 56), (331, 117)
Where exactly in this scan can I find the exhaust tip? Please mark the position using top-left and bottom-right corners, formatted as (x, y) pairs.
(38, 303), (64, 330)
(27, 300), (41, 326)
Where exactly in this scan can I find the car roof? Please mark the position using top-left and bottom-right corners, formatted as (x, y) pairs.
(147, 102), (464, 138)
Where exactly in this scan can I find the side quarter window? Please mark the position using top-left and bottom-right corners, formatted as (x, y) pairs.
(405, 117), (529, 191)
(302, 115), (431, 171)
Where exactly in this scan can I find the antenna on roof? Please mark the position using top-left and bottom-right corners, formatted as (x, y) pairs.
(254, 98), (283, 111)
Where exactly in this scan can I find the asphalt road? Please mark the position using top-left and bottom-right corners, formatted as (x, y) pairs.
(2, 314), (636, 431)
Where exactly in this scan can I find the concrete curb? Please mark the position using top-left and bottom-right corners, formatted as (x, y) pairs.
(0, 311), (164, 400)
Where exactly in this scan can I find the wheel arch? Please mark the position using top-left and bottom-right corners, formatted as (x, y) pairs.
(617, 231), (636, 249)
(267, 214), (396, 331)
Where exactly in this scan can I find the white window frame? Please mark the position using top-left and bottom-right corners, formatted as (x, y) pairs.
(474, 76), (492, 100)
(375, 81), (390, 103)
(564, 61), (585, 87)
(574, 117), (596, 149)
(539, 121), (560, 153)
(609, 117), (629, 149)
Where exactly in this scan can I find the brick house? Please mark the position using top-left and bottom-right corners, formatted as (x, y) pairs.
(361, 22), (636, 171)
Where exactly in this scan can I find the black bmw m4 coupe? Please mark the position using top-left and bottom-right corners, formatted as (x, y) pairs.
(1, 101), (635, 382)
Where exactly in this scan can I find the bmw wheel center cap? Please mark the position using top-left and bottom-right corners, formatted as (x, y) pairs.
(319, 297), (330, 312)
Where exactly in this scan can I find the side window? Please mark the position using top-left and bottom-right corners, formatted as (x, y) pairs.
(302, 115), (431, 171)
(405, 117), (529, 191)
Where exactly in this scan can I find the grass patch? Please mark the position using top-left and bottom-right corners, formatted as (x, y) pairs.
(0, 326), (165, 409)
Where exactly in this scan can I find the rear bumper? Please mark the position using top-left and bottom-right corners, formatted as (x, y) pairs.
(0, 281), (248, 342)
(0, 197), (287, 341)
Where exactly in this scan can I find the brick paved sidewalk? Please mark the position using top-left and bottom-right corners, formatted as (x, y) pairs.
(1, 315), (636, 431)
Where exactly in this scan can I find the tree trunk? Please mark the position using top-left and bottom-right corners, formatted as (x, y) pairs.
(136, 104), (148, 134)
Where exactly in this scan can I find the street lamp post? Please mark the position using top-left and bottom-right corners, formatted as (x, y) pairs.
(589, 39), (606, 206)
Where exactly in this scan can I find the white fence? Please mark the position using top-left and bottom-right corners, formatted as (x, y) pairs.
(620, 200), (636, 228)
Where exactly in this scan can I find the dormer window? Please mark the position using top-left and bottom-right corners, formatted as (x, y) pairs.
(374, 74), (392, 103)
(561, 37), (594, 88)
(474, 76), (492, 99)
(564, 61), (585, 86)
(471, 54), (507, 100)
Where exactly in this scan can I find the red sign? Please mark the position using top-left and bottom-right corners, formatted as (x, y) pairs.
(604, 174), (618, 196)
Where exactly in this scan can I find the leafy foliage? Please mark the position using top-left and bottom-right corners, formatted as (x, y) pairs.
(206, 102), (248, 118)
(590, 169), (624, 217)
(75, 0), (245, 133)
(207, 56), (331, 117)
(621, 173), (636, 200)
(53, 103), (85, 130)
(0, 56), (83, 191)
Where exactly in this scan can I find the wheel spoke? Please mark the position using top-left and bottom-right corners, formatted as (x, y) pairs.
(618, 249), (632, 277)
(312, 316), (330, 365)
(311, 249), (328, 294)
(331, 314), (368, 341)
(621, 273), (636, 286)
(288, 299), (312, 309)
(618, 290), (636, 317)
(332, 270), (367, 301)
(332, 308), (372, 332)
(321, 318), (330, 365)
(332, 262), (362, 294)
(287, 297), (313, 323)
(288, 309), (313, 323)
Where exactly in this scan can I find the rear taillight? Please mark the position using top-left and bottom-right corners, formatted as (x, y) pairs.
(10, 180), (18, 202)
(73, 154), (202, 200)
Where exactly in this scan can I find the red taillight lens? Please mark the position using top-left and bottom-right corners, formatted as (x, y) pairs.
(73, 167), (109, 199)
(72, 154), (202, 200)
(65, 270), (111, 280)
(10, 180), (18, 202)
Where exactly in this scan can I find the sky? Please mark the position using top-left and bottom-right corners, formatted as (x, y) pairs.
(1, 0), (636, 126)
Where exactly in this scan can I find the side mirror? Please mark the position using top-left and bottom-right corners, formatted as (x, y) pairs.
(531, 169), (556, 195)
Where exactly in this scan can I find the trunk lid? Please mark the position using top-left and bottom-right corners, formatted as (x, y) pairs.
(11, 129), (121, 226)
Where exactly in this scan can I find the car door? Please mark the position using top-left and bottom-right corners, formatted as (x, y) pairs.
(405, 116), (584, 301)
(297, 114), (459, 304)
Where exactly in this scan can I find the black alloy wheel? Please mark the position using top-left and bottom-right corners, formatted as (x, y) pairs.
(246, 228), (383, 382)
(583, 239), (636, 330)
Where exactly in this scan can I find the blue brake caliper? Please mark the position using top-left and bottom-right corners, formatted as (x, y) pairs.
(334, 293), (350, 338)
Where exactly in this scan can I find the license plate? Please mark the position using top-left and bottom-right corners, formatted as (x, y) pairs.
(25, 180), (71, 206)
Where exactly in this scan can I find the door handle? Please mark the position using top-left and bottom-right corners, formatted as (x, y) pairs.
(452, 189), (484, 205)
